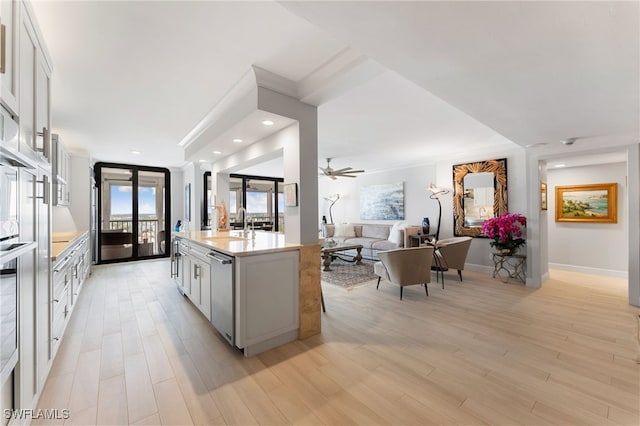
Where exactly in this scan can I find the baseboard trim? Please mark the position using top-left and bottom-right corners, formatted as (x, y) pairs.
(549, 263), (628, 279)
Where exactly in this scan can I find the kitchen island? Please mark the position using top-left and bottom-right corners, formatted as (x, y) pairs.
(174, 230), (315, 356)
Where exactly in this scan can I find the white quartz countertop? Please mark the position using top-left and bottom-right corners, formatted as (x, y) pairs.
(174, 230), (301, 256)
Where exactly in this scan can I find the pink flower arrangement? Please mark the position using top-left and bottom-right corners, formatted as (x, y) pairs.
(481, 212), (527, 253)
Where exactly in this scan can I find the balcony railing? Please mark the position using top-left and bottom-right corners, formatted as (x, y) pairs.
(107, 219), (165, 255)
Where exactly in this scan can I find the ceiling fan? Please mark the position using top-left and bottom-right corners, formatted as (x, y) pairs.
(319, 158), (365, 180)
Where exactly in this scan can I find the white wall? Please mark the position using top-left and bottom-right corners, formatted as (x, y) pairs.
(547, 162), (628, 276)
(172, 167), (188, 231)
(436, 147), (528, 271)
(212, 120), (319, 244)
(628, 143), (639, 306)
(52, 155), (92, 233)
(318, 163), (438, 227)
(320, 147), (528, 272)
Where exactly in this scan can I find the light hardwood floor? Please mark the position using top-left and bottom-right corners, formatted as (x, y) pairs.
(34, 259), (639, 425)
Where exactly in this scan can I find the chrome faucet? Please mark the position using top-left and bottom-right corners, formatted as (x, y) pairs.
(236, 207), (248, 234)
(249, 216), (256, 239)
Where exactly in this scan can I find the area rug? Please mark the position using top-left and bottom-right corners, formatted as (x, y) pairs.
(321, 259), (378, 289)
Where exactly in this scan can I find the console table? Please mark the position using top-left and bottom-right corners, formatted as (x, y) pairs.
(492, 253), (526, 283)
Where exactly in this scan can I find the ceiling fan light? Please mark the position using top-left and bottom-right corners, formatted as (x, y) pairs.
(319, 158), (364, 178)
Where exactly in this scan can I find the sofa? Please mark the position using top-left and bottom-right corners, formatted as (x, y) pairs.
(322, 223), (421, 260)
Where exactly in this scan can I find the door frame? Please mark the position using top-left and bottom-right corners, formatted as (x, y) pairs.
(95, 162), (171, 264)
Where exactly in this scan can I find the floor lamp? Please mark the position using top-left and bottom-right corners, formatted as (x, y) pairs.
(324, 194), (340, 224)
(428, 184), (449, 241)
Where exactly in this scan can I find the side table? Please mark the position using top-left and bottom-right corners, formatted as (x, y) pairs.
(410, 234), (435, 247)
(492, 253), (526, 283)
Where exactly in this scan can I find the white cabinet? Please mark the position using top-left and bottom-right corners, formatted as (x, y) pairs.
(18, 163), (51, 409)
(181, 250), (191, 295)
(173, 237), (300, 356)
(180, 243), (212, 321)
(0, 0), (20, 114)
(52, 133), (70, 206)
(17, 166), (37, 410)
(51, 256), (71, 356)
(50, 233), (89, 357)
(235, 251), (299, 355)
(10, 0), (54, 414)
(190, 251), (211, 321)
(18, 1), (51, 166)
(35, 166), (51, 392)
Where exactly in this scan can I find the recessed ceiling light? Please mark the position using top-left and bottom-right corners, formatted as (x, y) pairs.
(555, 164), (566, 168)
(130, 150), (141, 155)
(212, 150), (222, 155)
(198, 159), (207, 163)
(232, 138), (243, 143)
(261, 120), (274, 126)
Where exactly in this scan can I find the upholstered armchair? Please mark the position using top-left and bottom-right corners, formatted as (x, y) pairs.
(374, 246), (434, 300)
(435, 237), (472, 281)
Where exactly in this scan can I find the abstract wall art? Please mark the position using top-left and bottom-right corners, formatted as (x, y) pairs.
(359, 182), (404, 220)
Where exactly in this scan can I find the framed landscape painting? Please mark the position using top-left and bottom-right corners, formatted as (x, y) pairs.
(555, 183), (617, 223)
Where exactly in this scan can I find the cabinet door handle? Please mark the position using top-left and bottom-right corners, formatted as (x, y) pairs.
(53, 299), (59, 303)
(194, 264), (200, 279)
(1, 24), (6, 74)
(36, 175), (50, 205)
(36, 127), (50, 160)
(43, 127), (50, 160)
(52, 337), (59, 342)
(43, 174), (50, 204)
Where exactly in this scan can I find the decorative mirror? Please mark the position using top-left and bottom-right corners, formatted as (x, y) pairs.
(453, 158), (507, 237)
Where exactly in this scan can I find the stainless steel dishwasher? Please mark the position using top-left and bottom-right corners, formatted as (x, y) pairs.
(208, 250), (235, 345)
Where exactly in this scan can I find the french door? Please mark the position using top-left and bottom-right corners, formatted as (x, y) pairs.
(95, 163), (170, 263)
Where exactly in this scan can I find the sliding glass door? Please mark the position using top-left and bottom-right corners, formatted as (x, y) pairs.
(95, 163), (170, 263)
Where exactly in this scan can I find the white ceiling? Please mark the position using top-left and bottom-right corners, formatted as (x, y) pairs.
(32, 1), (639, 173)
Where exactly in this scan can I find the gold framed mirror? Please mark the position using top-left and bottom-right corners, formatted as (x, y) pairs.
(453, 158), (508, 237)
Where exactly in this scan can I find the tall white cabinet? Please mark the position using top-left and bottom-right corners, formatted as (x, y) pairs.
(18, 0), (50, 166)
(8, 0), (53, 414)
(0, 0), (20, 114)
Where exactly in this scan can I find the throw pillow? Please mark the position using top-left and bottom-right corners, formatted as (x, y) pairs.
(388, 221), (407, 245)
(334, 223), (356, 237)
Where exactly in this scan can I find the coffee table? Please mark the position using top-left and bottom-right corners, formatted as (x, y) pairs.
(321, 242), (364, 271)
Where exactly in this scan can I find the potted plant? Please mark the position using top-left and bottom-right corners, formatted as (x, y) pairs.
(481, 212), (527, 255)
